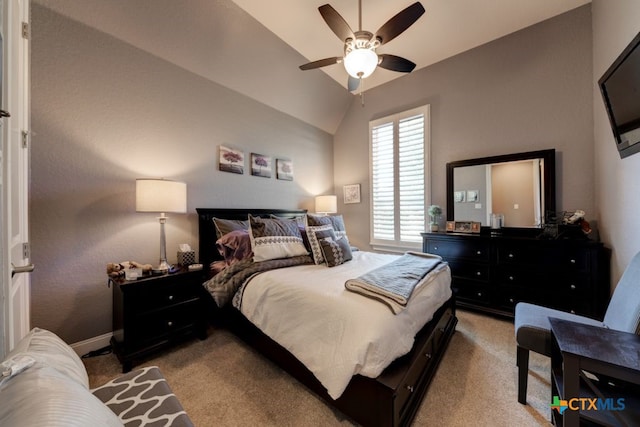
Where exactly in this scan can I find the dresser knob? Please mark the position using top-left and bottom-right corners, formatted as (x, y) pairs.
(509, 298), (514, 303)
(509, 276), (514, 281)
(570, 259), (576, 264)
(570, 310), (576, 314)
(508, 253), (514, 258)
(476, 271), (481, 276)
(167, 321), (173, 327)
(476, 250), (482, 255)
(406, 385), (414, 393)
(168, 295), (174, 301)
(570, 284), (576, 290)
(477, 292), (482, 297)
(433, 246), (438, 251)
(425, 353), (432, 359)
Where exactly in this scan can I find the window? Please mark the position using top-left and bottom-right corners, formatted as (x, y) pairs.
(370, 105), (430, 250)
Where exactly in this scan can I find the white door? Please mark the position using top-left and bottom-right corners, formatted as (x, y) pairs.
(0, 0), (30, 359)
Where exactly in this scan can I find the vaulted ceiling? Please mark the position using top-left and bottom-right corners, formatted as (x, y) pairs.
(34, 0), (590, 134)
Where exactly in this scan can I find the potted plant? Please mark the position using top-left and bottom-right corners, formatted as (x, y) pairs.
(428, 205), (443, 232)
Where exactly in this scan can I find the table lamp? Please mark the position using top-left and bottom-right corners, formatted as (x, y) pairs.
(315, 195), (337, 215)
(136, 178), (187, 272)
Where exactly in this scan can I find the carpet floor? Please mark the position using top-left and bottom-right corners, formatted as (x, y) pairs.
(83, 309), (552, 426)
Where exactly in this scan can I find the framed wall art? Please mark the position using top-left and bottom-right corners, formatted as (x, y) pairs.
(219, 146), (244, 174)
(343, 184), (361, 204)
(276, 159), (293, 181)
(250, 153), (272, 178)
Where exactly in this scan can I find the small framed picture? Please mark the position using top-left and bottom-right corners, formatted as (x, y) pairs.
(250, 153), (272, 178)
(276, 159), (293, 181)
(454, 191), (465, 203)
(466, 190), (479, 202)
(448, 221), (482, 233)
(219, 146), (244, 174)
(343, 184), (361, 204)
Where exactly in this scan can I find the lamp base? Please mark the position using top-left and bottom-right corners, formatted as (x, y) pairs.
(155, 260), (170, 273)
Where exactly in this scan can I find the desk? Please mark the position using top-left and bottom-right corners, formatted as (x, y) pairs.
(549, 317), (640, 426)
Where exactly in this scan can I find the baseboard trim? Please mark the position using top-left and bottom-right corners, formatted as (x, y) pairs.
(70, 332), (113, 357)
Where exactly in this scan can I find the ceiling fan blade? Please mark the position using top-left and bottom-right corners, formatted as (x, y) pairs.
(299, 57), (342, 71)
(319, 4), (355, 42)
(374, 2), (425, 45)
(348, 76), (360, 92)
(378, 54), (416, 73)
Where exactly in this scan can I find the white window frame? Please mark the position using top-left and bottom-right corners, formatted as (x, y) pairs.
(369, 105), (431, 253)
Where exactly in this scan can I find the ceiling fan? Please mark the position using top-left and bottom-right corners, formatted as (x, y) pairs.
(299, 1), (425, 92)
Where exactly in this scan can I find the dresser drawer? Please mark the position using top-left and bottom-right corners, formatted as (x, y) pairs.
(426, 239), (489, 261)
(496, 245), (588, 270)
(448, 260), (490, 282)
(452, 280), (491, 305)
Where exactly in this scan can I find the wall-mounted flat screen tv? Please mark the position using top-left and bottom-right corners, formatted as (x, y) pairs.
(599, 31), (640, 159)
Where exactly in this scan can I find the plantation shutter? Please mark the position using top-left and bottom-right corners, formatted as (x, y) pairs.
(370, 105), (430, 250)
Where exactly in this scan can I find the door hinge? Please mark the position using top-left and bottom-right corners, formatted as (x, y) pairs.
(21, 22), (30, 39)
(21, 130), (29, 148)
(22, 242), (30, 259)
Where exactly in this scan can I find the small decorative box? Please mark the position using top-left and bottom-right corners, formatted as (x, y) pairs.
(177, 250), (196, 266)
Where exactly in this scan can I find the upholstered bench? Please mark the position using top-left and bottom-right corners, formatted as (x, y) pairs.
(0, 328), (193, 426)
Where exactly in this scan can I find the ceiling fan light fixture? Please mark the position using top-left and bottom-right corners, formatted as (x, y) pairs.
(343, 48), (378, 79)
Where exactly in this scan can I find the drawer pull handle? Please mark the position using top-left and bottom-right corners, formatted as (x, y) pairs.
(406, 385), (414, 393)
(425, 353), (432, 359)
(509, 276), (514, 281)
(433, 246), (438, 251)
(570, 310), (576, 314)
(168, 295), (174, 301)
(476, 250), (482, 255)
(570, 259), (576, 264)
(167, 321), (173, 327)
(509, 298), (514, 303)
(570, 284), (576, 290)
(476, 271), (481, 276)
(477, 292), (482, 297)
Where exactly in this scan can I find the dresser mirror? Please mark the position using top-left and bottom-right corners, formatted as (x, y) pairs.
(446, 149), (555, 228)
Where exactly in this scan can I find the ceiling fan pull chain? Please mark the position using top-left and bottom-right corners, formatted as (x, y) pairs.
(360, 77), (365, 107)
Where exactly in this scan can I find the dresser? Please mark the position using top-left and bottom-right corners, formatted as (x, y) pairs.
(421, 231), (610, 318)
(111, 268), (208, 372)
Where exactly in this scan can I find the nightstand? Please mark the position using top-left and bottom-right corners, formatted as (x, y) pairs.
(549, 317), (640, 426)
(111, 268), (208, 372)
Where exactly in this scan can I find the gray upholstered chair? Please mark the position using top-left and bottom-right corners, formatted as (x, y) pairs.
(514, 250), (640, 404)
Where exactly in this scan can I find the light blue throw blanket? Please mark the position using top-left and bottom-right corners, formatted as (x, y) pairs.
(345, 251), (444, 314)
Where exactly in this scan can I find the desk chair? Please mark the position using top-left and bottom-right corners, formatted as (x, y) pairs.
(514, 251), (640, 404)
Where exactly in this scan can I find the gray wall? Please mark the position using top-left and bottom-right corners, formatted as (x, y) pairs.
(30, 5), (334, 343)
(592, 1), (640, 284)
(334, 6), (593, 251)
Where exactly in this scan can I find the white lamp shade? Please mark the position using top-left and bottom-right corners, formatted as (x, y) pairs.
(136, 179), (187, 213)
(315, 195), (337, 214)
(343, 48), (378, 79)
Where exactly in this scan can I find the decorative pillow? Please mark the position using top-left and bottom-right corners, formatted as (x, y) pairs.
(216, 229), (253, 265)
(306, 225), (336, 264)
(319, 236), (353, 267)
(212, 217), (248, 239)
(270, 215), (312, 252)
(248, 215), (308, 262)
(307, 214), (349, 241)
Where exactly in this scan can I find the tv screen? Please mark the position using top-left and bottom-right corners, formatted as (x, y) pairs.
(599, 31), (640, 159)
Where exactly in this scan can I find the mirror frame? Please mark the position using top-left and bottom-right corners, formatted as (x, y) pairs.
(446, 149), (556, 228)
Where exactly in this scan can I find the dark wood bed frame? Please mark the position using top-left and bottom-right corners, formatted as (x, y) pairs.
(197, 208), (457, 427)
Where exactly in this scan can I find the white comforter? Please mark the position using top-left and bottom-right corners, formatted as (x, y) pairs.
(236, 251), (452, 399)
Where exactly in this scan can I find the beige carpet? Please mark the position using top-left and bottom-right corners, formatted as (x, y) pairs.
(83, 310), (552, 426)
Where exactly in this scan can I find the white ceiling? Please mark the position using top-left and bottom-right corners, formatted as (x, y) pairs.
(232, 0), (591, 91)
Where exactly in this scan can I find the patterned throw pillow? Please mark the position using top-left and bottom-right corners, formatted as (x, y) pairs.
(307, 214), (349, 241)
(213, 217), (248, 239)
(248, 215), (309, 262)
(319, 236), (353, 267)
(306, 225), (337, 264)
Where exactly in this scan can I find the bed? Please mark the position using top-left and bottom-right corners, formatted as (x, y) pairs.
(197, 208), (457, 427)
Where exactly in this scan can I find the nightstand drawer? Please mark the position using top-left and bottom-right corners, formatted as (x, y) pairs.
(132, 300), (202, 342)
(136, 283), (202, 313)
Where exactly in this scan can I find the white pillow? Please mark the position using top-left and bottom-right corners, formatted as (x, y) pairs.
(248, 215), (308, 262)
